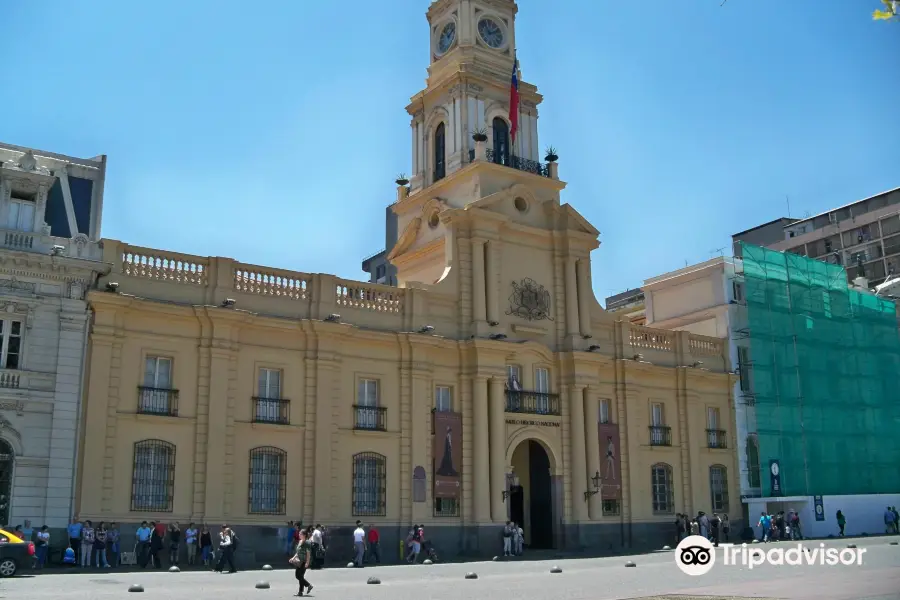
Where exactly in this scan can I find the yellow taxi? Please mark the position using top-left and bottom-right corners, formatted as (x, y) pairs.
(0, 528), (34, 577)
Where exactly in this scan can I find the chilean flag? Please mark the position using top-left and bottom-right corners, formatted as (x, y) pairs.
(508, 53), (519, 143)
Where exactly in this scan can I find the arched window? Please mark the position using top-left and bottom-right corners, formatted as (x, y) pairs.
(249, 446), (287, 515)
(434, 122), (446, 182)
(651, 463), (674, 514)
(709, 465), (729, 512)
(0, 439), (13, 526)
(352, 452), (386, 517)
(746, 435), (761, 488)
(131, 440), (175, 512)
(492, 117), (510, 166)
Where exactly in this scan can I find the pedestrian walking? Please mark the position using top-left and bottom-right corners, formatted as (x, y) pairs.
(290, 529), (313, 597)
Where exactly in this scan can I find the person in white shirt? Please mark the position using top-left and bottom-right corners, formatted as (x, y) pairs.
(352, 521), (365, 567)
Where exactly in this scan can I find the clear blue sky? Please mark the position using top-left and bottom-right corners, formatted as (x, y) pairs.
(2, 1), (898, 303)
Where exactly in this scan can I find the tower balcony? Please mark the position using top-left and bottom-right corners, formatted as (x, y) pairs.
(468, 148), (550, 178)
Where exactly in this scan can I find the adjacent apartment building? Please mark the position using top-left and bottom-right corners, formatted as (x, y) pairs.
(734, 187), (900, 288)
(73, 0), (737, 564)
(642, 244), (900, 537)
(0, 143), (109, 530)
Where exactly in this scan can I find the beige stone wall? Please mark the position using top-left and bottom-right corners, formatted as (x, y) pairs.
(75, 237), (739, 531)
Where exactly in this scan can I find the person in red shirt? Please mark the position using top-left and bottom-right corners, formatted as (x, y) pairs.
(366, 525), (380, 564)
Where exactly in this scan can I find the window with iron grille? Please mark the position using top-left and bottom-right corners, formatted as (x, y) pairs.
(602, 499), (620, 516)
(434, 497), (459, 517)
(709, 465), (729, 512)
(248, 446), (287, 515)
(131, 439), (175, 512)
(254, 368), (288, 424)
(352, 452), (386, 516)
(651, 463), (674, 514)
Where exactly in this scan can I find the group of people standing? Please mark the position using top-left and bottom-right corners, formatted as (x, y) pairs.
(675, 512), (731, 546)
(502, 521), (524, 556)
(757, 510), (802, 542)
(65, 519), (120, 568)
(132, 521), (237, 573)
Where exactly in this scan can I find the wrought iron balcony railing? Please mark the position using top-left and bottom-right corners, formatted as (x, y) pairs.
(253, 397), (290, 425)
(706, 428), (728, 449)
(354, 405), (387, 431)
(649, 425), (672, 446)
(138, 386), (179, 417)
(505, 390), (561, 416)
(468, 148), (550, 177)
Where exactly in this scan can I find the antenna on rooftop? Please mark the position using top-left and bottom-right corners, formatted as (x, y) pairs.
(710, 247), (726, 257)
(786, 195), (791, 218)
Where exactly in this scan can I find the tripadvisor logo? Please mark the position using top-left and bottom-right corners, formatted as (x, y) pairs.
(674, 535), (866, 576)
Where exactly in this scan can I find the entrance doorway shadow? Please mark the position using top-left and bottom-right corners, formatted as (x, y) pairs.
(510, 439), (554, 549)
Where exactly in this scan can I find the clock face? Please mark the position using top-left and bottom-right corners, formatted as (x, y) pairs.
(437, 22), (456, 55)
(477, 17), (504, 49)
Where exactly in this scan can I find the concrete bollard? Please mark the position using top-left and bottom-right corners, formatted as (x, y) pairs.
(550, 566), (562, 573)
(625, 561), (636, 567)
(128, 584), (144, 593)
(465, 572), (478, 579)
(367, 577), (381, 585)
(262, 564), (273, 571)
(255, 581), (270, 589)
(347, 562), (355, 568)
(423, 559), (433, 565)
(168, 566), (180, 573)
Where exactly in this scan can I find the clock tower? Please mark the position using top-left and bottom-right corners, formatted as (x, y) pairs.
(406, 0), (545, 194)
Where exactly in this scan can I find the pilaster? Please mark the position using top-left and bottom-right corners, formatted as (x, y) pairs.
(488, 376), (506, 523)
(486, 240), (500, 325)
(472, 238), (487, 323)
(576, 259), (592, 339)
(584, 391), (601, 520)
(472, 375), (490, 523)
(568, 384), (588, 523)
(565, 257), (579, 337)
(460, 373), (474, 523)
(83, 333), (113, 515)
(409, 366), (431, 524)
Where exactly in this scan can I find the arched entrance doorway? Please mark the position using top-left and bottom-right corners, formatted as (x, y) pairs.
(0, 439), (13, 526)
(509, 440), (554, 549)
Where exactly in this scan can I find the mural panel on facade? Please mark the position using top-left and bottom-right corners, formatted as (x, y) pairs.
(598, 422), (621, 500)
(433, 411), (462, 500)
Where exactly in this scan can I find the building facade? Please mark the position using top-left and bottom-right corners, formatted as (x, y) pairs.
(736, 187), (900, 288)
(604, 288), (646, 325)
(643, 249), (900, 538)
(0, 143), (108, 529)
(75, 0), (738, 563)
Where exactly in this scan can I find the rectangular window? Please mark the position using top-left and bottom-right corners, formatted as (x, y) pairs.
(139, 356), (177, 415)
(599, 399), (610, 424)
(254, 368), (287, 424)
(434, 497), (460, 517)
(435, 385), (452, 412)
(355, 379), (383, 430)
(6, 200), (34, 232)
(144, 356), (173, 389)
(732, 281), (744, 303)
(248, 448), (286, 515)
(352, 452), (386, 516)
(707, 407), (720, 430)
(535, 368), (549, 393)
(257, 368), (282, 399)
(651, 402), (664, 426)
(506, 365), (522, 390)
(737, 347), (751, 392)
(602, 499), (620, 516)
(534, 367), (550, 413)
(0, 319), (23, 370)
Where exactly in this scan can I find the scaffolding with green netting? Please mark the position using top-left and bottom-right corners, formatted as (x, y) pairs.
(740, 242), (900, 497)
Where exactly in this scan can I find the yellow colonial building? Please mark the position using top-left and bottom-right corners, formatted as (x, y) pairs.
(75, 0), (739, 562)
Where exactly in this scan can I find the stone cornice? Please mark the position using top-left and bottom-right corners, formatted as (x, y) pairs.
(0, 253), (109, 282)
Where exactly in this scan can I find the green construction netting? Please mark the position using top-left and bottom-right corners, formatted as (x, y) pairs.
(741, 242), (900, 497)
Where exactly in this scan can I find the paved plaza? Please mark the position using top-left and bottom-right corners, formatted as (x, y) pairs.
(5, 538), (899, 600)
